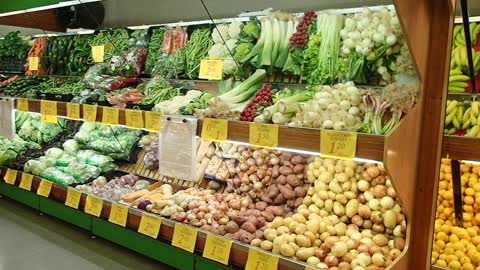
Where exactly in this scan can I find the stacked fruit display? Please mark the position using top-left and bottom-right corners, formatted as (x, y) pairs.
(432, 160), (480, 270)
(444, 100), (480, 136)
(449, 23), (480, 93)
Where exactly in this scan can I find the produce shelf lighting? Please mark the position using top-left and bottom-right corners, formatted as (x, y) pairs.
(0, 0), (101, 18)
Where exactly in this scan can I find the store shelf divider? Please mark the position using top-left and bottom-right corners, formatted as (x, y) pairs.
(38, 197), (92, 231)
(91, 218), (195, 270)
(0, 182), (39, 209)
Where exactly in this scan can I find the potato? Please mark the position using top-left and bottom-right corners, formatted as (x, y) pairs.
(293, 164), (305, 174)
(291, 155), (304, 165)
(294, 186), (307, 197)
(298, 208), (311, 218)
(287, 174), (303, 187)
(273, 193), (286, 205)
(267, 185), (280, 199)
(306, 220), (320, 234)
(325, 199), (334, 212)
(256, 216), (266, 228)
(251, 238), (262, 247)
(283, 217), (293, 227)
(303, 196), (313, 206)
(277, 226), (290, 235)
(296, 247), (315, 261)
(266, 206), (285, 216)
(261, 211), (275, 222)
(240, 232), (255, 244)
(281, 243), (295, 257)
(272, 165), (280, 178)
(255, 201), (268, 211)
(280, 185), (296, 199)
(295, 224), (307, 235)
(241, 222), (257, 234)
(304, 231), (316, 243)
(329, 181), (343, 194)
(296, 235), (312, 247)
(346, 199), (360, 218)
(260, 240), (273, 250)
(333, 201), (346, 216)
(288, 221), (299, 232)
(294, 197), (304, 208)
(261, 194), (273, 204)
(279, 166), (293, 176)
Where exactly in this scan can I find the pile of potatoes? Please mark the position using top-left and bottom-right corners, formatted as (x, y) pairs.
(251, 158), (407, 270)
(227, 147), (310, 211)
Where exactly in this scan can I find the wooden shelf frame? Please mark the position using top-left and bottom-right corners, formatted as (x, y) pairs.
(15, 98), (386, 161)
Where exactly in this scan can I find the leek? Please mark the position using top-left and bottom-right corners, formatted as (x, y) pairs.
(275, 19), (295, 68)
(259, 18), (273, 67)
(241, 20), (266, 63)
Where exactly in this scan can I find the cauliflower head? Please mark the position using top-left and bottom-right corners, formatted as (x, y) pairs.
(212, 24), (230, 44)
(228, 22), (244, 40)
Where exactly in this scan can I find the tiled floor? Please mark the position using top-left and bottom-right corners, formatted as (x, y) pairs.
(0, 196), (174, 270)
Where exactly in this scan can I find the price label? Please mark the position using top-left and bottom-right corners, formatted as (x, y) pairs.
(172, 223), (198, 253)
(83, 104), (98, 122)
(249, 123), (279, 148)
(102, 107), (119, 126)
(37, 179), (52, 198)
(84, 195), (103, 217)
(320, 130), (358, 160)
(245, 248), (279, 270)
(16, 98), (28, 112)
(28, 57), (39, 71)
(65, 188), (82, 209)
(19, 173), (33, 191)
(199, 59), (223, 80)
(202, 234), (232, 265)
(138, 213), (161, 239)
(108, 203), (128, 227)
(66, 103), (80, 120)
(125, 109), (144, 129)
(201, 118), (228, 142)
(144, 111), (162, 132)
(4, 168), (17, 185)
(40, 100), (57, 124)
(92, 45), (105, 63)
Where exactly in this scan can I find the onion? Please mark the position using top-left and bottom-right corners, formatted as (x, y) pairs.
(332, 242), (348, 257)
(246, 158), (256, 166)
(373, 186), (387, 198)
(394, 238), (405, 250)
(363, 220), (373, 229)
(338, 262), (352, 270)
(366, 166), (380, 178)
(387, 187), (397, 198)
(357, 244), (370, 253)
(346, 239), (360, 250)
(325, 255), (339, 266)
(357, 252), (371, 266)
(372, 223), (385, 233)
(369, 245), (382, 255)
(370, 211), (383, 224)
(256, 157), (264, 166)
(196, 211), (205, 220)
(352, 215), (364, 227)
(371, 253), (385, 266)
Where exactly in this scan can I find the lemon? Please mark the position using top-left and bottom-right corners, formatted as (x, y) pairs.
(436, 259), (447, 267)
(448, 260), (461, 269)
(463, 262), (475, 270)
(465, 196), (475, 205)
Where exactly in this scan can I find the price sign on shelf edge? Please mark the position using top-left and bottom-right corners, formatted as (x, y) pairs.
(102, 107), (119, 126)
(125, 109), (144, 129)
(144, 111), (162, 132)
(138, 213), (161, 239)
(199, 59), (223, 80)
(16, 98), (28, 112)
(84, 195), (103, 217)
(40, 100), (58, 124)
(108, 203), (128, 227)
(202, 234), (232, 265)
(83, 104), (98, 122)
(19, 173), (33, 191)
(245, 248), (279, 270)
(171, 223), (198, 253)
(65, 188), (82, 209)
(37, 179), (53, 198)
(201, 118), (228, 142)
(249, 123), (279, 149)
(320, 130), (358, 160)
(66, 103), (80, 120)
(4, 168), (17, 185)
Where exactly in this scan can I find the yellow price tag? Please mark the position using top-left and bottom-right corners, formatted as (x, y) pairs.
(102, 107), (119, 126)
(202, 234), (232, 265)
(125, 109), (144, 129)
(84, 195), (103, 217)
(66, 103), (80, 120)
(4, 169), (17, 185)
(144, 111), (162, 132)
(172, 223), (198, 253)
(19, 173), (33, 191)
(28, 57), (39, 71)
(40, 100), (58, 124)
(245, 248), (279, 270)
(320, 130), (358, 160)
(199, 59), (223, 80)
(16, 98), (28, 112)
(249, 123), (279, 148)
(108, 203), (129, 227)
(138, 213), (161, 239)
(65, 188), (82, 209)
(92, 45), (105, 62)
(201, 118), (228, 142)
(83, 104), (98, 122)
(37, 179), (52, 198)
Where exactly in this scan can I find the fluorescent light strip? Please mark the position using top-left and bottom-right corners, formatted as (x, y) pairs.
(455, 16), (480, 23)
(461, 160), (480, 165)
(0, 0), (101, 18)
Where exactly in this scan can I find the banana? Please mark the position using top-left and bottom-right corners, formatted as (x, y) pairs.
(447, 127), (457, 135)
(460, 47), (467, 66)
(453, 117), (461, 129)
(471, 109), (477, 125)
(447, 100), (459, 114)
(446, 111), (456, 125)
(463, 119), (471, 130)
(473, 101), (480, 116)
(450, 74), (471, 82)
(453, 25), (463, 38)
(477, 114), (480, 127)
(449, 81), (469, 88)
(450, 68), (463, 76)
(449, 86), (466, 93)
(457, 105), (464, 124)
(463, 107), (472, 123)
(467, 126), (480, 137)
(454, 47), (462, 66)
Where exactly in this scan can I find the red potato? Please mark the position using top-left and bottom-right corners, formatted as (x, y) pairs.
(242, 221), (257, 233)
(279, 166), (293, 176)
(276, 175), (287, 185)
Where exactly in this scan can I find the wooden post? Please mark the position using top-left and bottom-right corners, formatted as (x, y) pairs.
(394, 0), (455, 269)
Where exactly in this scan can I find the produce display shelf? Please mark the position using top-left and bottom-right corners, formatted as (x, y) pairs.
(0, 169), (311, 270)
(442, 135), (480, 161)
(15, 98), (385, 161)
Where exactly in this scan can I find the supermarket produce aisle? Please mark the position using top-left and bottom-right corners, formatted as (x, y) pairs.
(0, 197), (173, 270)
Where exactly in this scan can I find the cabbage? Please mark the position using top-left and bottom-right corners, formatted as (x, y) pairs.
(63, 139), (79, 153)
(74, 131), (89, 144)
(80, 122), (97, 132)
(45, 148), (64, 159)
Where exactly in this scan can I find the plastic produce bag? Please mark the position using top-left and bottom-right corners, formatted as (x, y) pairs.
(59, 162), (101, 183)
(39, 167), (77, 186)
(107, 47), (148, 77)
(55, 154), (78, 167)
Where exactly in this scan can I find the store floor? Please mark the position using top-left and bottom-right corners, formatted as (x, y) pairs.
(0, 196), (174, 270)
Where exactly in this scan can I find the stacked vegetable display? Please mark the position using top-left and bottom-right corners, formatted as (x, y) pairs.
(444, 100), (480, 137)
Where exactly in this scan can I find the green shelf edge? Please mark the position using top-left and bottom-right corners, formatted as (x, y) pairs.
(39, 197), (92, 231)
(92, 218), (195, 270)
(195, 256), (233, 270)
(0, 182), (39, 209)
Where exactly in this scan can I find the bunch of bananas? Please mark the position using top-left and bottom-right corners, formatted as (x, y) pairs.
(450, 46), (480, 74)
(445, 100), (480, 136)
(449, 68), (471, 92)
(453, 23), (480, 48)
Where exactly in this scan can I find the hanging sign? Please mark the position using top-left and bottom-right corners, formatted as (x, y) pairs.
(65, 188), (82, 209)
(92, 45), (105, 62)
(199, 59), (223, 80)
(28, 57), (39, 71)
(108, 203), (129, 227)
(245, 248), (279, 270)
(102, 107), (119, 126)
(84, 195), (103, 217)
